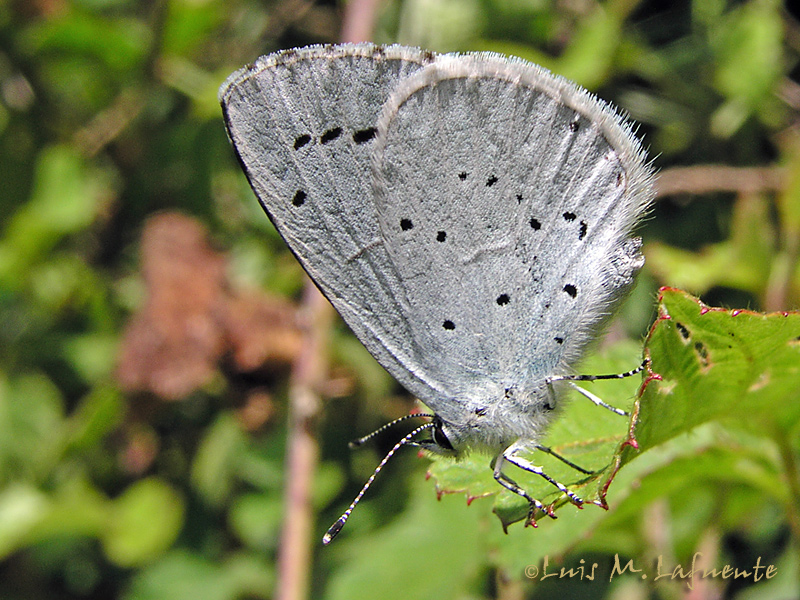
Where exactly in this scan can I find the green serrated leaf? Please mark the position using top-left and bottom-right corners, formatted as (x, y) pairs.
(629, 287), (800, 456)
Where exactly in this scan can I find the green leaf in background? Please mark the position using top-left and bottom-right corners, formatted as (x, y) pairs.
(102, 478), (185, 567)
(124, 551), (237, 600)
(18, 9), (150, 73)
(0, 145), (115, 289)
(191, 411), (248, 507)
(710, 0), (784, 136)
(645, 194), (775, 297)
(124, 549), (273, 600)
(549, 6), (622, 89)
(0, 484), (49, 558)
(0, 475), (111, 560)
(64, 385), (126, 452)
(228, 491), (283, 551)
(396, 0), (483, 52)
(0, 371), (65, 481)
(325, 476), (489, 600)
(25, 475), (111, 543)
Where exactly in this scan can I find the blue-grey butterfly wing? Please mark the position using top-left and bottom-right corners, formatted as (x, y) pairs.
(372, 56), (654, 420)
(220, 44), (460, 405)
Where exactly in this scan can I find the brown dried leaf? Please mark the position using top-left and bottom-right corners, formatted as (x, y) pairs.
(117, 211), (303, 401)
(222, 290), (304, 373)
(117, 212), (227, 400)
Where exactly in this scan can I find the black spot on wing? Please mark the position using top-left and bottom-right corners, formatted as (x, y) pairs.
(320, 127), (342, 144)
(293, 134), (311, 150)
(353, 127), (377, 143)
(292, 190), (306, 206)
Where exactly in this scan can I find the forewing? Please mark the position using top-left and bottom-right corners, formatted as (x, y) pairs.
(220, 44), (453, 404)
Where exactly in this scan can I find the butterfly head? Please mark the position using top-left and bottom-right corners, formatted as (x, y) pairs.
(413, 414), (459, 456)
(417, 380), (561, 456)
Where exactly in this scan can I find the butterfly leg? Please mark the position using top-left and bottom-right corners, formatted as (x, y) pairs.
(556, 360), (647, 383)
(564, 381), (629, 416)
(492, 452), (554, 524)
(547, 358), (648, 416)
(503, 444), (588, 508)
(534, 444), (594, 475)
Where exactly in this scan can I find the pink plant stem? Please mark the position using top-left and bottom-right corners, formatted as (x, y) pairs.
(274, 2), (382, 599)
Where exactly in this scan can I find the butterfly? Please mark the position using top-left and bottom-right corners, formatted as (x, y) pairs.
(219, 44), (654, 543)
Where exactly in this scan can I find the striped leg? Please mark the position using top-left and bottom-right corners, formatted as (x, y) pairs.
(547, 359), (647, 416)
(493, 451), (553, 523)
(535, 444), (594, 475)
(503, 444), (587, 507)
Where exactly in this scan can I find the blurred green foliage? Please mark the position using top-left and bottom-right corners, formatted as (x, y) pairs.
(2, 0), (800, 599)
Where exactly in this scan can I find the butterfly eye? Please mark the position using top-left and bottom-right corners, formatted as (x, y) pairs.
(432, 417), (454, 451)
